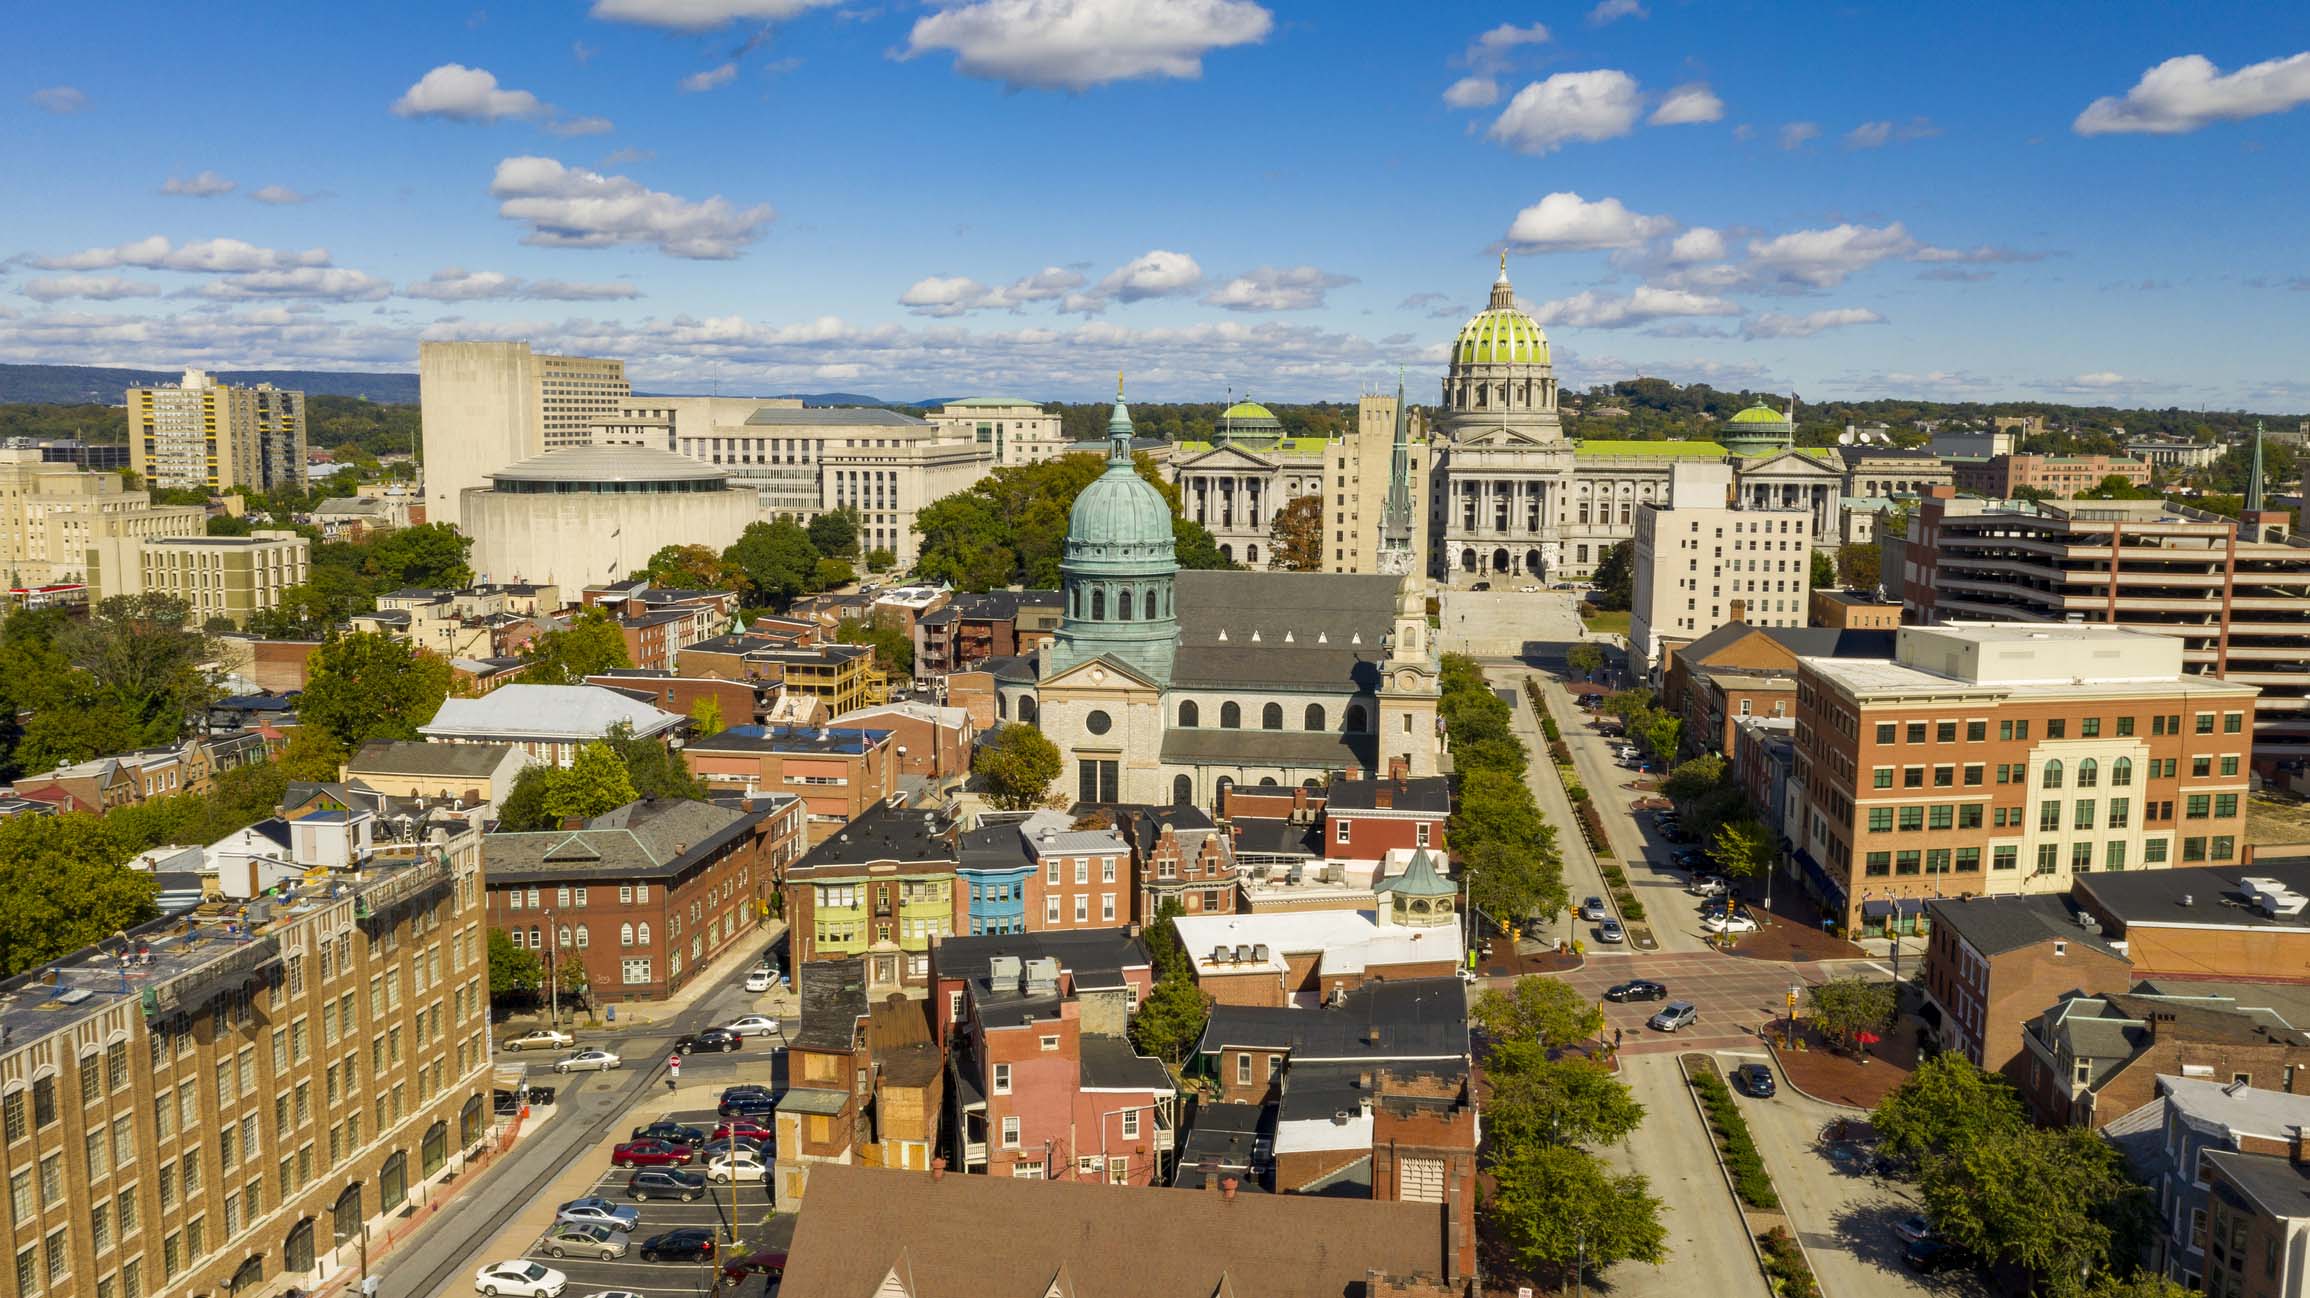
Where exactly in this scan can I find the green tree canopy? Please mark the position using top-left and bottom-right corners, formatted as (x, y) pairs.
(1920, 1124), (2147, 1298)
(1591, 541), (1634, 611)
(1835, 541), (1881, 591)
(363, 522), (473, 589)
(638, 544), (742, 591)
(1806, 976), (1896, 1050)
(297, 631), (453, 757)
(1484, 1056), (1647, 1149)
(725, 517), (823, 605)
(0, 813), (162, 975)
(1810, 548), (1837, 589)
(1566, 643), (1606, 677)
(807, 507), (861, 559)
(542, 741), (641, 824)
(1871, 1051), (2030, 1169)
(973, 723), (1061, 810)
(62, 594), (219, 744)
(1489, 1143), (1668, 1283)
(836, 617), (915, 677)
(522, 607), (635, 685)
(1128, 973), (1209, 1065)
(487, 927), (544, 999)
(1474, 977), (1605, 1050)
(1709, 817), (1772, 879)
(913, 451), (1233, 591)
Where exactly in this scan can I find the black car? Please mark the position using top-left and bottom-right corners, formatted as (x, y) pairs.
(1671, 848), (1710, 870)
(717, 1091), (777, 1119)
(1903, 1239), (1965, 1274)
(1732, 1063), (1777, 1097)
(1603, 979), (1669, 1003)
(676, 1027), (742, 1054)
(629, 1120), (707, 1147)
(639, 1228), (717, 1263)
(625, 1169), (707, 1203)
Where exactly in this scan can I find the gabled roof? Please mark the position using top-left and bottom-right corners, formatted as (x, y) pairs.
(482, 797), (766, 883)
(347, 739), (517, 780)
(421, 684), (683, 741)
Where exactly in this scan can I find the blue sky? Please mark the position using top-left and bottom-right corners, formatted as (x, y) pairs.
(6, 0), (2309, 407)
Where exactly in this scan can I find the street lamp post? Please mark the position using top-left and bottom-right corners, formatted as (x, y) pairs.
(545, 910), (559, 1028)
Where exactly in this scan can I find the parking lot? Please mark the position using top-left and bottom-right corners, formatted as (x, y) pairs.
(479, 1105), (788, 1298)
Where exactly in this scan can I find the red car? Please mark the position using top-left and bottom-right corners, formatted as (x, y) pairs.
(613, 1139), (696, 1169)
(723, 1251), (789, 1284)
(712, 1120), (773, 1144)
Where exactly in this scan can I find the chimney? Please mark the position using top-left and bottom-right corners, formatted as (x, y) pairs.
(1293, 785), (1308, 815)
(931, 1156), (946, 1182)
(2291, 1126), (2309, 1167)
(1375, 785), (1394, 810)
(1388, 755), (1409, 782)
(1365, 1025), (1383, 1046)
(1220, 1176), (1238, 1202)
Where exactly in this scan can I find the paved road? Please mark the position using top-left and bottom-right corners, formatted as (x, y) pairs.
(1595, 1053), (1770, 1298)
(1554, 951), (1867, 1058)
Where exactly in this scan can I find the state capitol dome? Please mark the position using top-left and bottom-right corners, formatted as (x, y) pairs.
(1439, 254), (1562, 441)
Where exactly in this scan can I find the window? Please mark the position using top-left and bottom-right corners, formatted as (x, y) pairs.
(2072, 843), (2094, 870)
(2193, 755), (2211, 778)
(1896, 851), (1921, 875)
(992, 1062), (1011, 1094)
(1959, 805), (1983, 830)
(1929, 805), (1953, 830)
(2196, 712), (2215, 735)
(1236, 1053), (1252, 1085)
(1260, 703), (1282, 730)
(1964, 764), (1984, 786)
(620, 958), (651, 985)
(2046, 719), (2066, 740)
(1933, 765), (1954, 788)
(2107, 842), (2127, 870)
(2213, 836), (2236, 862)
(2082, 717), (2101, 738)
(2077, 759), (2098, 788)
(2037, 844), (2060, 873)
(1994, 846), (2017, 871)
(2225, 712), (2244, 734)
(1220, 702), (1241, 729)
(2109, 798), (2130, 829)
(1873, 767), (1893, 789)
(1937, 721), (1957, 743)
(1000, 1116), (1020, 1149)
(2040, 802), (2062, 832)
(1898, 807), (1924, 832)
(1177, 700), (1198, 727)
(2074, 800), (2097, 831)
(1907, 722), (1927, 744)
(1868, 808), (1892, 833)
(1967, 720), (1986, 741)
(1865, 852), (1891, 877)
(2186, 794), (2211, 820)
(1904, 767), (1924, 788)
(1957, 847), (1981, 872)
(2113, 757), (2132, 787)
(2043, 760), (2063, 789)
(2222, 755), (2240, 776)
(2216, 794), (2239, 818)
(1121, 1109), (1141, 1139)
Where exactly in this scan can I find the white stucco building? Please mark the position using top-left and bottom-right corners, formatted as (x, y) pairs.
(460, 444), (757, 589)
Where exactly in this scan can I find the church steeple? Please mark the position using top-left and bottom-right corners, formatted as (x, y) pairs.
(2248, 419), (2267, 514)
(1107, 371), (1133, 464)
(1381, 368), (1416, 561)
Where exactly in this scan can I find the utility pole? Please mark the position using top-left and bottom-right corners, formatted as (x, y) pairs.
(546, 910), (559, 1027)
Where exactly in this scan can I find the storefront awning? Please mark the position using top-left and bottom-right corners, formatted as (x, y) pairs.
(1860, 899), (1896, 918)
(1896, 897), (1930, 917)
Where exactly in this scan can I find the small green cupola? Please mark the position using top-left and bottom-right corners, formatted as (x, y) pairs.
(1722, 400), (1795, 456)
(1375, 848), (1456, 927)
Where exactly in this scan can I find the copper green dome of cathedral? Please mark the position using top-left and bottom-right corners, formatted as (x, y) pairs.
(1046, 376), (1182, 685)
(1454, 256), (1551, 366)
(1065, 387), (1177, 556)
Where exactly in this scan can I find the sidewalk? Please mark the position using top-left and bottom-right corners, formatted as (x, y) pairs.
(508, 919), (798, 1038)
(1496, 667), (1610, 939)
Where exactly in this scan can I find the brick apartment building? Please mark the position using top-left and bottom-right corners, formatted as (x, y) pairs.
(583, 670), (769, 730)
(0, 823), (490, 1298)
(913, 589), (1062, 680)
(1661, 623), (1894, 763)
(1901, 489), (2309, 764)
(482, 795), (801, 1000)
(1319, 776), (1449, 861)
(1810, 588), (1903, 630)
(1022, 819), (1135, 932)
(784, 802), (959, 987)
(2203, 1146), (2310, 1298)
(826, 701), (975, 789)
(1791, 624), (2256, 933)
(772, 958), (943, 1211)
(2018, 992), (2310, 1127)
(1948, 452), (2152, 499)
(1114, 803), (1237, 921)
(682, 724), (898, 844)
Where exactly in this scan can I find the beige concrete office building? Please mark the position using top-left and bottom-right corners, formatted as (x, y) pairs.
(418, 342), (629, 529)
(125, 370), (306, 494)
(0, 450), (206, 587)
(1629, 460), (1815, 669)
(1323, 392), (1433, 575)
(89, 532), (310, 627)
(924, 398), (1069, 466)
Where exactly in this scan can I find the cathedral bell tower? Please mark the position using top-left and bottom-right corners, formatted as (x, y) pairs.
(1374, 566), (1442, 779)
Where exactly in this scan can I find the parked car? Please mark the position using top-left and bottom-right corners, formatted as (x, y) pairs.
(717, 1091), (778, 1120)
(1648, 1001), (1699, 1032)
(612, 1140), (695, 1169)
(1903, 1239), (1965, 1274)
(475, 1262), (567, 1298)
(1671, 848), (1710, 870)
(1604, 979), (1669, 1003)
(1687, 875), (1728, 898)
(722, 1252), (790, 1285)
(1596, 918), (1626, 944)
(744, 968), (775, 993)
(1732, 1064), (1777, 1098)
(706, 1150), (768, 1183)
(639, 1229), (718, 1263)
(722, 1015), (781, 1038)
(502, 1029), (574, 1053)
(678, 1027), (741, 1054)
(699, 1136), (765, 1161)
(629, 1121), (706, 1147)
(625, 1169), (707, 1203)
(541, 1223), (629, 1261)
(1579, 896), (1609, 921)
(1703, 913), (1759, 935)
(554, 1049), (622, 1074)
(554, 1198), (640, 1232)
(1659, 823), (1692, 843)
(712, 1119), (774, 1144)
(1649, 809), (1680, 827)
(1471, 581), (1492, 591)
(1893, 1215), (1936, 1246)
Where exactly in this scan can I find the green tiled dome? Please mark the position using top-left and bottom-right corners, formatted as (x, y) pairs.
(1221, 400), (1277, 423)
(1730, 403), (1790, 425)
(1454, 306), (1551, 367)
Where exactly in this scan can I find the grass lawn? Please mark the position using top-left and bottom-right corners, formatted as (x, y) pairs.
(1580, 608), (1631, 635)
(2249, 794), (2310, 849)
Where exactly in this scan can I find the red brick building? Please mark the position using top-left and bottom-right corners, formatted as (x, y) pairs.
(1023, 818), (1136, 931)
(586, 670), (772, 728)
(1117, 803), (1238, 920)
(1319, 776), (1449, 862)
(2017, 992), (2310, 1128)
(829, 700), (975, 789)
(482, 794), (802, 1000)
(1949, 452), (2152, 499)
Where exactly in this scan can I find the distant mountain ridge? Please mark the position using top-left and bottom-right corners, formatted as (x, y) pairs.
(0, 362), (419, 405)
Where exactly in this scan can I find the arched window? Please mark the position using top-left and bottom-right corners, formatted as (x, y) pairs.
(1221, 702), (1242, 729)
(381, 1151), (409, 1212)
(1215, 776), (1235, 805)
(2077, 758), (2098, 789)
(996, 692), (1009, 720)
(460, 1094), (485, 1143)
(1144, 590), (1158, 619)
(1261, 703), (1283, 730)
(636, 922), (652, 947)
(1091, 588), (1105, 620)
(1172, 774), (1192, 806)
(230, 1256), (265, 1295)
(2113, 757), (2133, 787)
(1258, 776), (1279, 787)
(574, 925), (589, 948)
(331, 1185), (363, 1246)
(1178, 700), (1199, 728)
(2042, 760), (2063, 789)
(620, 923), (634, 947)
(1070, 586), (1081, 617)
(1246, 544), (1260, 566)
(1019, 695), (1039, 724)
(283, 1220), (315, 1276)
(421, 1120), (448, 1176)
(557, 925), (571, 949)
(1344, 704), (1369, 732)
(1304, 704), (1325, 731)
(1117, 587), (1133, 620)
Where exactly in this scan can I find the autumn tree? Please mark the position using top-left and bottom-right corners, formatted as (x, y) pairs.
(1267, 495), (1323, 570)
(522, 607), (634, 684)
(639, 544), (741, 591)
(973, 723), (1061, 810)
(1835, 541), (1881, 591)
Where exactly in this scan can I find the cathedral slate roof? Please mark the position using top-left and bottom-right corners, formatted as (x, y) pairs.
(1168, 570), (1399, 692)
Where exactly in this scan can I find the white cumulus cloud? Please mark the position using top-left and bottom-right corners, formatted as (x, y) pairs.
(1505, 192), (1675, 251)
(588, 0), (837, 29)
(1778, 121), (1820, 149)
(33, 236), (333, 274)
(1667, 227), (1726, 264)
(1095, 249), (1203, 302)
(904, 0), (1273, 92)
(2070, 371), (2130, 387)
(249, 184), (323, 205)
(1488, 70), (1643, 154)
(1201, 265), (1355, 312)
(392, 64), (546, 122)
(2075, 51), (2310, 135)
(1741, 307), (1884, 339)
(1465, 22), (1549, 70)
(681, 63), (739, 92)
(1744, 222), (1915, 287)
(1589, 0), (1645, 22)
(1532, 287), (1740, 329)
(897, 266), (1090, 316)
(1649, 82), (1722, 125)
(161, 170), (238, 198)
(20, 276), (164, 302)
(488, 156), (775, 259)
(404, 268), (642, 301)
(1845, 120), (1893, 149)
(195, 268), (393, 302)
(1443, 76), (1499, 109)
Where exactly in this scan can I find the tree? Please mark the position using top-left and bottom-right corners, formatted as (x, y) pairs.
(1662, 754), (1729, 805)
(298, 631), (452, 754)
(814, 556), (857, 591)
(542, 741), (640, 824)
(638, 543), (741, 591)
(1565, 642), (1606, 678)
(600, 721), (710, 801)
(1835, 541), (1881, 591)
(1810, 548), (1837, 589)
(973, 723), (1062, 809)
(1474, 977), (1605, 1051)
(487, 928), (544, 1000)
(0, 814), (161, 976)
(496, 764), (556, 832)
(207, 514), (254, 537)
(865, 546), (896, 572)
(1591, 541), (1634, 611)
(1489, 1144), (1668, 1284)
(836, 617), (915, 677)
(522, 607), (634, 685)
(807, 507), (861, 559)
(2086, 1274), (2196, 1298)
(63, 594), (219, 743)
(1920, 1124), (2147, 1298)
(1636, 711), (1680, 761)
(1484, 1057), (1647, 1149)
(912, 452), (1231, 591)
(689, 695), (726, 736)
(2079, 474), (2159, 502)
(1128, 973), (1209, 1065)
(364, 522), (473, 589)
(1871, 1051), (2029, 1170)
(554, 953), (592, 1011)
(1709, 817), (1772, 880)
(725, 517), (822, 605)
(1806, 977), (1896, 1051)
(1464, 835), (1566, 928)
(245, 565), (378, 638)
(1267, 495), (1324, 570)
(1172, 516), (1234, 571)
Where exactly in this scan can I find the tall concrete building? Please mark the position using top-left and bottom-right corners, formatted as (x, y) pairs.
(0, 449), (206, 587)
(90, 531), (311, 627)
(1903, 486), (2310, 765)
(418, 341), (629, 529)
(924, 398), (1069, 466)
(1322, 386), (1432, 575)
(125, 369), (306, 495)
(1628, 461), (1814, 670)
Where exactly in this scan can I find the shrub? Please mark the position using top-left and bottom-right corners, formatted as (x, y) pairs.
(1540, 713), (1561, 742)
(1691, 1069), (1781, 1210)
(1758, 1228), (1820, 1298)
(1620, 898), (1646, 922)
(1562, 780), (1587, 804)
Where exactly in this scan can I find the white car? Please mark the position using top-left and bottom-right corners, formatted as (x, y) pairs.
(502, 1028), (574, 1053)
(476, 1261), (567, 1298)
(553, 1048), (623, 1074)
(743, 969), (774, 993)
(706, 1150), (768, 1183)
(1687, 876), (1729, 898)
(722, 1016), (781, 1038)
(1703, 913), (1759, 935)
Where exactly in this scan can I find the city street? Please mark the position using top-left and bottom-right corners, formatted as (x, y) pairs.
(1596, 1053), (1770, 1298)
(1553, 951), (1869, 1057)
